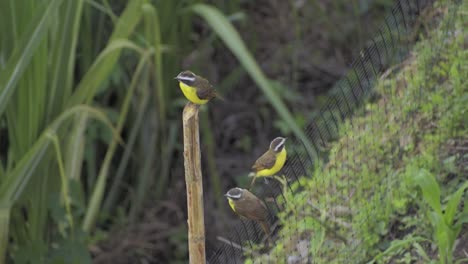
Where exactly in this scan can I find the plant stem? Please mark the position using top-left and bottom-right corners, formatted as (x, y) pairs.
(0, 205), (10, 264)
(200, 111), (222, 208)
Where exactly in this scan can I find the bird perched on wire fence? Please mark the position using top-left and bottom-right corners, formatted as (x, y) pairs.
(249, 137), (287, 188)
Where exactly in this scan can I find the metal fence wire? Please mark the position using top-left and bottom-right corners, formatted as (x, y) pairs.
(207, 0), (461, 263)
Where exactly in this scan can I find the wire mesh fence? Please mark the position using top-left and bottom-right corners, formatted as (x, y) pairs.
(207, 0), (462, 262)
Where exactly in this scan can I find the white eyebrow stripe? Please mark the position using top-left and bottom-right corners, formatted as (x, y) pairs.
(228, 193), (242, 199)
(274, 138), (286, 152)
(178, 76), (195, 82)
(227, 188), (243, 199)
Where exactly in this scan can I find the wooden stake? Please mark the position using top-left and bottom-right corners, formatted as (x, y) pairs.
(182, 103), (206, 263)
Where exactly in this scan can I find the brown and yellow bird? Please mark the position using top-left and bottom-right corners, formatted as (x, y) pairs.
(175, 70), (219, 104)
(225, 187), (270, 239)
(249, 137), (287, 188)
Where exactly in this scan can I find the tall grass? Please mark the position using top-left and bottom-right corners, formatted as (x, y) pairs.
(0, 0), (148, 262)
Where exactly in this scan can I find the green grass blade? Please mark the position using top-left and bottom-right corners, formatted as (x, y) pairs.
(142, 3), (166, 135)
(67, 0), (144, 107)
(103, 92), (148, 212)
(0, 136), (51, 204)
(154, 122), (178, 201)
(200, 111), (222, 208)
(82, 51), (151, 232)
(0, 206), (10, 264)
(370, 237), (428, 263)
(0, 158), (4, 178)
(62, 40), (144, 187)
(191, 4), (317, 163)
(64, 113), (88, 181)
(47, 0), (84, 119)
(46, 132), (74, 230)
(129, 131), (156, 222)
(0, 105), (116, 205)
(444, 181), (468, 226)
(0, 0), (63, 117)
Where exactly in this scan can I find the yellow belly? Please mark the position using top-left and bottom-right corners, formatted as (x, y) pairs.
(256, 148), (287, 176)
(179, 82), (209, 105)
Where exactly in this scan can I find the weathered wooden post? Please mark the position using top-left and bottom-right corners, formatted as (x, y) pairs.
(182, 103), (206, 263)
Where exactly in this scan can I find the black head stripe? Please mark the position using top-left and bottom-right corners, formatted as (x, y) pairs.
(270, 137), (286, 152)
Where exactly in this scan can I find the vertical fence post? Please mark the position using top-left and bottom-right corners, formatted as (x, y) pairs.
(182, 103), (206, 263)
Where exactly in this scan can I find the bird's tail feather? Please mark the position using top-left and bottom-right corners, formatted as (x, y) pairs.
(260, 221), (272, 245)
(214, 91), (225, 101)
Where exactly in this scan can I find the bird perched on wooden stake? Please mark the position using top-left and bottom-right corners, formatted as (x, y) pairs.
(224, 187), (271, 243)
(175, 70), (220, 104)
(249, 137), (287, 188)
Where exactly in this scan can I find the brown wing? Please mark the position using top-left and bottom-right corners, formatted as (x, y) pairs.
(195, 78), (216, 100)
(251, 150), (275, 172)
(235, 195), (268, 222)
(196, 87), (216, 100)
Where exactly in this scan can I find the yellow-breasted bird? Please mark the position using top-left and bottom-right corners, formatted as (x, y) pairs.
(175, 70), (218, 104)
(249, 137), (287, 188)
(224, 187), (270, 239)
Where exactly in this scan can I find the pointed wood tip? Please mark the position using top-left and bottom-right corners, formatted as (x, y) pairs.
(183, 102), (200, 122)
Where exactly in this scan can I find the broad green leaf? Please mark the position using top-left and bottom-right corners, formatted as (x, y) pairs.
(444, 181), (468, 225)
(414, 169), (442, 214)
(191, 4), (318, 163)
